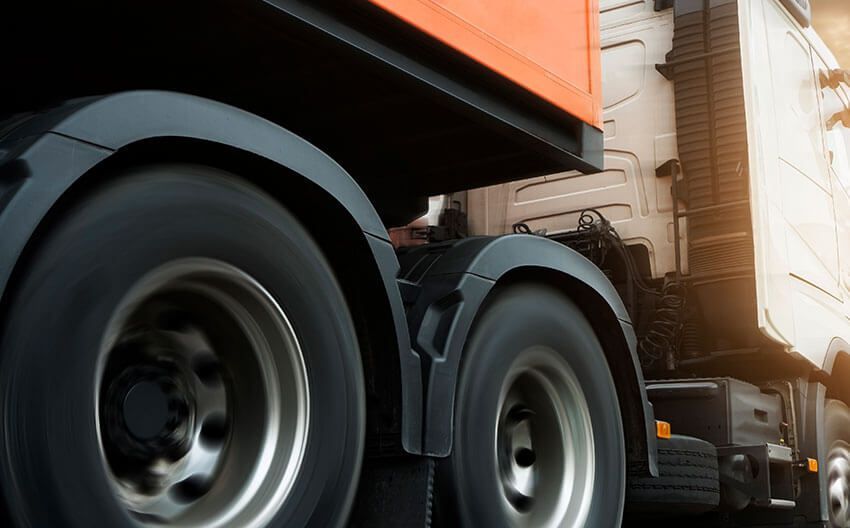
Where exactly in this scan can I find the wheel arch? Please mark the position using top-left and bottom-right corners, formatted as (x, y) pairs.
(821, 338), (850, 407)
(400, 235), (658, 475)
(0, 91), (424, 454)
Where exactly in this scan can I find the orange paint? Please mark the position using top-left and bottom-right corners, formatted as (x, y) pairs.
(368, 0), (602, 128)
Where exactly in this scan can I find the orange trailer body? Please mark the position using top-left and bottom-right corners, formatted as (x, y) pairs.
(367, 0), (603, 129)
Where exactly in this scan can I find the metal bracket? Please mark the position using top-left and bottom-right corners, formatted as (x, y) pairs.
(656, 46), (740, 82)
(717, 444), (795, 510)
(762, 380), (799, 457)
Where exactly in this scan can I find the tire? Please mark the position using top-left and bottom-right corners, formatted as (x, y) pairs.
(626, 434), (719, 515)
(438, 283), (626, 528)
(0, 165), (366, 528)
(825, 399), (850, 528)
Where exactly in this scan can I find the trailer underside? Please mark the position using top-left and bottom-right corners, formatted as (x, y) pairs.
(1, 0), (601, 227)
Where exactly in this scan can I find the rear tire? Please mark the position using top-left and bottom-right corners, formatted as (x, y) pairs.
(438, 283), (626, 527)
(0, 165), (365, 527)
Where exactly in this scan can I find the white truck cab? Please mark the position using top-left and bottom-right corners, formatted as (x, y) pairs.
(468, 3), (850, 523)
(470, 0), (850, 374)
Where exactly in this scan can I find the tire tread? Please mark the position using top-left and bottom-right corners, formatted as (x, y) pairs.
(626, 434), (719, 514)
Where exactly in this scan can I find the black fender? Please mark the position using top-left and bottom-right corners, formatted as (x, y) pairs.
(794, 379), (829, 524)
(823, 337), (850, 374)
(813, 338), (850, 409)
(398, 235), (658, 476)
(0, 90), (425, 454)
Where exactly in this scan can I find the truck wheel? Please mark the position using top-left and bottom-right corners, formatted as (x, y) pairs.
(0, 165), (365, 527)
(625, 434), (719, 516)
(826, 399), (850, 527)
(439, 284), (625, 527)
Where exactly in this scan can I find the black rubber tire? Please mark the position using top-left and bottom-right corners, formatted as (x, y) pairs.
(825, 399), (850, 528)
(0, 165), (365, 527)
(626, 434), (720, 515)
(437, 283), (626, 527)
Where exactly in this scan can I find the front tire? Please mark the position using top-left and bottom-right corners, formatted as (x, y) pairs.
(439, 283), (626, 527)
(0, 165), (365, 527)
(826, 399), (850, 528)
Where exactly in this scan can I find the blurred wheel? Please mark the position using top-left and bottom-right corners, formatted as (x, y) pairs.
(826, 399), (850, 528)
(438, 283), (625, 527)
(0, 165), (365, 527)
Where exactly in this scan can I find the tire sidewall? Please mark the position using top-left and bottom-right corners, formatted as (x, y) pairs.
(0, 165), (364, 528)
(445, 284), (626, 528)
(825, 400), (850, 452)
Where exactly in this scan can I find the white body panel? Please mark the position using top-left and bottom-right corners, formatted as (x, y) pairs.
(740, 0), (850, 368)
(468, 2), (683, 279)
(468, 0), (850, 369)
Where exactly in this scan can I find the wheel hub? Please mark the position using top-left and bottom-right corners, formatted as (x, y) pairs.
(495, 348), (596, 527)
(123, 380), (172, 440)
(103, 363), (197, 461)
(96, 259), (309, 527)
(500, 407), (538, 511)
(829, 441), (850, 527)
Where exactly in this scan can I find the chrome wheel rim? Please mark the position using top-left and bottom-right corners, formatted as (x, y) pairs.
(96, 258), (309, 527)
(829, 441), (850, 527)
(495, 347), (595, 528)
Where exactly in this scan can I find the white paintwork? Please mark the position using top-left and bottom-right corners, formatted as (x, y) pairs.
(468, 2), (683, 279)
(468, 0), (850, 370)
(740, 0), (850, 368)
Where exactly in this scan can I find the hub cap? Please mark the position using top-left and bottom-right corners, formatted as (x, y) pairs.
(829, 441), (850, 527)
(97, 259), (309, 527)
(495, 347), (595, 528)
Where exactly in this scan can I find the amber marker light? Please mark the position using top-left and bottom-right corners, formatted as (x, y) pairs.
(656, 421), (672, 440)
(807, 458), (819, 473)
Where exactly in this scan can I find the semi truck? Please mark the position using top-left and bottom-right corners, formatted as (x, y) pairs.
(1, 0), (849, 526)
